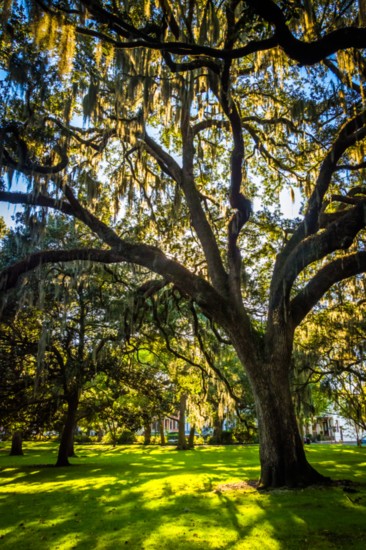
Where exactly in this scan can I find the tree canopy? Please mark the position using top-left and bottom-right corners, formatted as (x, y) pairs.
(1, 0), (366, 487)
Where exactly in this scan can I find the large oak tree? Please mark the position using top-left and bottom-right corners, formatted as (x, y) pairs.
(1, 0), (366, 487)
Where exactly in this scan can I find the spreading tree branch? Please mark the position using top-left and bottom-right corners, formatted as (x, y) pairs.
(291, 251), (366, 327)
(33, 0), (366, 66)
(271, 200), (366, 312)
(269, 109), (366, 312)
(247, 0), (366, 65)
(0, 249), (123, 292)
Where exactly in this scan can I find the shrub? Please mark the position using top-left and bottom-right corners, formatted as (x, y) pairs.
(101, 430), (136, 445)
(232, 424), (258, 444)
(74, 433), (92, 444)
(208, 430), (234, 445)
(117, 430), (136, 444)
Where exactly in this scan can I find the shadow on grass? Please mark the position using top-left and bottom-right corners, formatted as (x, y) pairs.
(0, 444), (366, 549)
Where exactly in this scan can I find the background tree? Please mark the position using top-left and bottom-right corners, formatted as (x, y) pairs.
(0, 305), (60, 453)
(1, 0), (366, 487)
(296, 277), (366, 443)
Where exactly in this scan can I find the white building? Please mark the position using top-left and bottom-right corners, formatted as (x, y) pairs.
(304, 410), (361, 443)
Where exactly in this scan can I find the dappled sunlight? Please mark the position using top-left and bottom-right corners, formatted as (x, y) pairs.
(1, 444), (366, 549)
(305, 445), (366, 480)
(142, 514), (240, 549)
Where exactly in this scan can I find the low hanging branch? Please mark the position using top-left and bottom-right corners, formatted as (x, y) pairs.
(0, 249), (124, 293)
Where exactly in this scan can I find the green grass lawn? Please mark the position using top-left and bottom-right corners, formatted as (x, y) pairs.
(1, 442), (365, 549)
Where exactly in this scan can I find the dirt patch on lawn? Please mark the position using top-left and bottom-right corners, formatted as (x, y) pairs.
(214, 480), (259, 493)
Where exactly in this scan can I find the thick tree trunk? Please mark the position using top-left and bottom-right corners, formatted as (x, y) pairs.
(144, 423), (151, 445)
(177, 394), (189, 450)
(10, 431), (23, 456)
(229, 324), (329, 488)
(252, 361), (329, 488)
(56, 392), (79, 467)
(67, 431), (76, 457)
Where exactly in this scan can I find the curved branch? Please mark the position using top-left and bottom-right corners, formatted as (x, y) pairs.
(215, 63), (251, 301)
(162, 51), (221, 74)
(143, 133), (183, 183)
(247, 0), (366, 65)
(0, 249), (123, 292)
(143, 132), (228, 282)
(0, 191), (74, 216)
(323, 59), (362, 95)
(271, 200), (366, 311)
(291, 251), (366, 327)
(0, 189), (125, 251)
(167, 87), (229, 296)
(75, 26), (278, 60)
(0, 187), (230, 317)
(38, 0), (366, 66)
(1, 124), (68, 176)
(302, 110), (366, 236)
(192, 119), (229, 136)
(269, 109), (366, 312)
(45, 116), (115, 152)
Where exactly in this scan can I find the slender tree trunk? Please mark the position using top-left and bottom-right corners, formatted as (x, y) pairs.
(297, 412), (305, 444)
(110, 422), (118, 447)
(212, 414), (224, 444)
(10, 431), (23, 456)
(56, 391), (79, 467)
(144, 422), (151, 445)
(188, 425), (195, 449)
(159, 417), (166, 446)
(177, 394), (189, 450)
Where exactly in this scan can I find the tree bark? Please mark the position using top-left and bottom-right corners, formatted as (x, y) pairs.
(56, 391), (79, 467)
(298, 413), (305, 444)
(227, 319), (329, 488)
(188, 425), (195, 449)
(144, 422), (151, 445)
(212, 414), (224, 444)
(67, 431), (76, 457)
(177, 394), (189, 450)
(10, 431), (23, 456)
(159, 417), (166, 446)
(255, 370), (326, 488)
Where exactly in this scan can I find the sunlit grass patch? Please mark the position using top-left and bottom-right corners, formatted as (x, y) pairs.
(1, 442), (366, 549)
